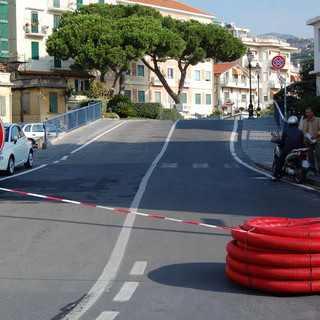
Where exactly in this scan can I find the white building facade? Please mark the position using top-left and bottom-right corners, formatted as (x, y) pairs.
(226, 25), (299, 109)
(4, 0), (216, 120)
(307, 15), (320, 95)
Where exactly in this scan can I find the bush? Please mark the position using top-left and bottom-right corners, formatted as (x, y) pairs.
(103, 112), (120, 119)
(132, 102), (163, 119)
(107, 94), (136, 118)
(295, 95), (320, 117)
(162, 108), (184, 120)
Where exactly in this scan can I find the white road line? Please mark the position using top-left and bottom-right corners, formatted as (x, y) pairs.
(230, 120), (317, 192)
(0, 164), (47, 181)
(71, 122), (126, 154)
(113, 282), (139, 302)
(96, 311), (119, 320)
(60, 156), (68, 161)
(63, 120), (179, 319)
(130, 261), (147, 276)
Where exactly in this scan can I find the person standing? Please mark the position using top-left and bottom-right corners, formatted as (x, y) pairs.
(301, 107), (320, 174)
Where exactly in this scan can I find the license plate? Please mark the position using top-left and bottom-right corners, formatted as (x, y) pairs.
(302, 160), (309, 168)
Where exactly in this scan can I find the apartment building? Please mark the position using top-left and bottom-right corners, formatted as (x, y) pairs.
(225, 24), (298, 110)
(214, 62), (251, 115)
(307, 15), (320, 95)
(117, 0), (215, 117)
(0, 0), (216, 122)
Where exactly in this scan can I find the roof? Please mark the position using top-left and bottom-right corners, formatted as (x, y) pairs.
(121, 0), (213, 17)
(214, 63), (237, 75)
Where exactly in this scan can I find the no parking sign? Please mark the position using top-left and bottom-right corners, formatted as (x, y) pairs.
(0, 120), (4, 152)
(271, 55), (286, 69)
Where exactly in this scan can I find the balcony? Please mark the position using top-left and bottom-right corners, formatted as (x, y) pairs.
(50, 59), (73, 70)
(12, 78), (67, 89)
(269, 80), (281, 89)
(24, 23), (49, 37)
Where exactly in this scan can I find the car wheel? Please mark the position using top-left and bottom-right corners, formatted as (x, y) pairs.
(6, 156), (14, 175)
(24, 150), (34, 168)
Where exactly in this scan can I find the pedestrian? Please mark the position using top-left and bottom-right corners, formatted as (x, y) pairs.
(272, 116), (304, 180)
(301, 107), (320, 174)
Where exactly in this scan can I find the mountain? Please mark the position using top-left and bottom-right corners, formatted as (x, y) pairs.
(259, 32), (299, 40)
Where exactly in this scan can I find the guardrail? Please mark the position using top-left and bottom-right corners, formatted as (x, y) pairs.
(273, 100), (287, 133)
(43, 102), (102, 145)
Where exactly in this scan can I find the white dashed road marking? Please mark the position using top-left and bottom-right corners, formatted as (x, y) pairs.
(113, 282), (139, 302)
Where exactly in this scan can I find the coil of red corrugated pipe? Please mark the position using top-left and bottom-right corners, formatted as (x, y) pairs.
(226, 217), (320, 294)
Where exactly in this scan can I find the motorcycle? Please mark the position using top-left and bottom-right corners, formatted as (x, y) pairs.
(271, 132), (310, 183)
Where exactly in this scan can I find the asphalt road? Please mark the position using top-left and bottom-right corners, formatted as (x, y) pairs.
(0, 119), (319, 320)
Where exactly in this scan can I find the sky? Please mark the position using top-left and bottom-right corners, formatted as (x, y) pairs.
(180, 0), (320, 39)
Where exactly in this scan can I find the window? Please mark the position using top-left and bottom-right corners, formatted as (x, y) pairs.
(31, 41), (39, 60)
(138, 91), (145, 102)
(0, 96), (6, 116)
(125, 69), (131, 76)
(182, 92), (187, 104)
(75, 79), (89, 92)
(168, 95), (174, 104)
(241, 94), (246, 102)
(205, 71), (211, 81)
(154, 91), (161, 103)
(22, 93), (30, 114)
(76, 0), (83, 9)
(54, 57), (61, 68)
(137, 65), (144, 77)
(53, 0), (60, 7)
(195, 93), (201, 104)
(264, 95), (269, 102)
(195, 70), (201, 81)
(124, 90), (131, 99)
(11, 125), (23, 141)
(49, 92), (58, 113)
(205, 94), (211, 105)
(33, 124), (44, 132)
(53, 14), (60, 28)
(167, 68), (174, 79)
(31, 11), (39, 33)
(99, 0), (105, 3)
(223, 90), (230, 101)
(263, 72), (268, 81)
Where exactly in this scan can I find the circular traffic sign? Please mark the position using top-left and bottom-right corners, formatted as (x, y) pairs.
(271, 56), (286, 69)
(0, 120), (4, 152)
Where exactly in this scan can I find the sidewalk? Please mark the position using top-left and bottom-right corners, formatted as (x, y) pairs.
(241, 116), (320, 187)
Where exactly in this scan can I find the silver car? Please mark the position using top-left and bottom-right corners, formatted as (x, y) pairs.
(22, 122), (64, 146)
(0, 123), (34, 175)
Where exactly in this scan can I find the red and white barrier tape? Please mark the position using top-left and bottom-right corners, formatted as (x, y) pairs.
(0, 187), (232, 231)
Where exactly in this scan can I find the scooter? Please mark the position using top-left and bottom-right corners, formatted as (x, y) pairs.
(271, 132), (310, 183)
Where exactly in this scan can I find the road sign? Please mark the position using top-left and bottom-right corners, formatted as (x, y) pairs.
(271, 56), (286, 69)
(0, 120), (4, 152)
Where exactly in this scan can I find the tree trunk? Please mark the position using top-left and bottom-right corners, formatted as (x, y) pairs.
(141, 57), (185, 105)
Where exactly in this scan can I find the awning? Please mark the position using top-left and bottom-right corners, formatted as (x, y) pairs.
(232, 68), (244, 76)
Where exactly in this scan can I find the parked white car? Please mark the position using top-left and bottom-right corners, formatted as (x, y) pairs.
(0, 123), (34, 175)
(22, 123), (64, 145)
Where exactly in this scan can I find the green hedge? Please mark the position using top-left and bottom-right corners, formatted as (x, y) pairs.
(133, 102), (164, 119)
(162, 108), (184, 120)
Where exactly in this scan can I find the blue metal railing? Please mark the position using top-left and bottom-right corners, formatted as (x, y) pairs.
(274, 100), (287, 133)
(43, 102), (102, 143)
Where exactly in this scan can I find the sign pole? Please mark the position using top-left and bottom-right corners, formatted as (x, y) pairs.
(271, 56), (286, 119)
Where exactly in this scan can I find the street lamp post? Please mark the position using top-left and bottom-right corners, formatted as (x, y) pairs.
(246, 49), (254, 118)
(256, 62), (261, 118)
